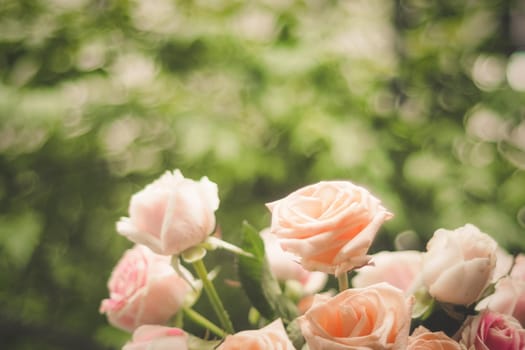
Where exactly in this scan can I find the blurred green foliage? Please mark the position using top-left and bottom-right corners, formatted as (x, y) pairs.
(1, 0), (524, 348)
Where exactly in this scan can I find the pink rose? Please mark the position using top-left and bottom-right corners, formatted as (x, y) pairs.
(261, 228), (327, 295)
(123, 325), (188, 350)
(352, 250), (422, 293)
(99, 245), (192, 332)
(266, 181), (392, 275)
(117, 169), (219, 255)
(492, 247), (514, 283)
(216, 319), (295, 350)
(479, 277), (525, 327)
(511, 254), (525, 281)
(422, 224), (497, 305)
(477, 254), (525, 327)
(408, 326), (461, 350)
(299, 283), (413, 350)
(458, 310), (525, 349)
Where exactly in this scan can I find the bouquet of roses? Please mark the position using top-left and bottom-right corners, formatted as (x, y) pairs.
(99, 169), (525, 349)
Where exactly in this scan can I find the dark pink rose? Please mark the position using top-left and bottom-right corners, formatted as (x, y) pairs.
(458, 310), (525, 350)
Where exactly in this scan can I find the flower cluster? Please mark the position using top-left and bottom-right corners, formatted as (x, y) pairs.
(100, 169), (525, 349)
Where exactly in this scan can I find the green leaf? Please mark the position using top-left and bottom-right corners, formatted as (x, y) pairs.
(237, 221), (299, 324)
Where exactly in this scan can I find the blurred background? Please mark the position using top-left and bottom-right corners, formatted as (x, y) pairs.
(1, 0), (524, 348)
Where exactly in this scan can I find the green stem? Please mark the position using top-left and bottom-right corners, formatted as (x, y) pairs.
(192, 259), (234, 334)
(183, 307), (226, 338)
(337, 272), (349, 292)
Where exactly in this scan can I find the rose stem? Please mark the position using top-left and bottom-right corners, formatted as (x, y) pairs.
(337, 272), (349, 292)
(192, 259), (235, 334)
(183, 307), (226, 338)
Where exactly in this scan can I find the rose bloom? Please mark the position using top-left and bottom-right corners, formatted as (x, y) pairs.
(299, 282), (413, 350)
(492, 247), (514, 283)
(477, 254), (525, 327)
(117, 169), (219, 256)
(408, 326), (461, 350)
(511, 254), (525, 281)
(458, 310), (525, 350)
(477, 277), (525, 328)
(266, 181), (392, 275)
(123, 325), (188, 350)
(352, 250), (422, 293)
(261, 228), (328, 295)
(216, 319), (295, 350)
(99, 245), (193, 332)
(297, 291), (336, 315)
(422, 224), (497, 305)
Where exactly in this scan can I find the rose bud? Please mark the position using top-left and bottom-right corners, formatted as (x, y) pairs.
(422, 224), (497, 305)
(117, 169), (219, 256)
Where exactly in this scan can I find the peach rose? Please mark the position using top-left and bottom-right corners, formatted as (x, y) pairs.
(261, 228), (328, 295)
(422, 224), (497, 305)
(299, 282), (413, 350)
(123, 325), (188, 350)
(117, 169), (219, 255)
(352, 250), (422, 293)
(266, 181), (392, 275)
(458, 310), (525, 350)
(408, 326), (461, 350)
(216, 319), (295, 350)
(99, 245), (193, 332)
(297, 294), (316, 315)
